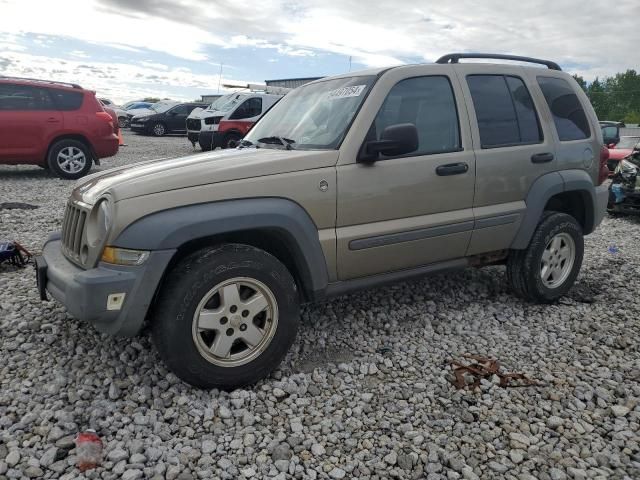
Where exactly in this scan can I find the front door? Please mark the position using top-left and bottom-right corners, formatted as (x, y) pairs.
(335, 67), (476, 280)
(167, 104), (190, 132)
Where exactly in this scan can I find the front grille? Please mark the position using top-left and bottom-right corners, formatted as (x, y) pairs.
(61, 202), (87, 262)
(186, 118), (201, 131)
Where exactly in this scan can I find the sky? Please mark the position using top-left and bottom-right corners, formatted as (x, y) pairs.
(1, 0), (638, 104)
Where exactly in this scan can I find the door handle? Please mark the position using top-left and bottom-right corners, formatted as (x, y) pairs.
(436, 162), (469, 176)
(531, 152), (554, 163)
(46, 117), (60, 123)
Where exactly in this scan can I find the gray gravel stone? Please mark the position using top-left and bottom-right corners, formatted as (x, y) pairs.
(1, 133), (639, 480)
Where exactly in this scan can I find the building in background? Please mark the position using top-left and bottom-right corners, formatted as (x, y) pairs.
(264, 77), (322, 89)
(200, 94), (223, 104)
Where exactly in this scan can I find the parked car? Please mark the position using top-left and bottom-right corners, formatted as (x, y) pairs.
(0, 76), (119, 179)
(606, 135), (640, 173)
(608, 149), (640, 214)
(99, 98), (115, 106)
(186, 92), (283, 150)
(600, 120), (624, 146)
(35, 53), (608, 388)
(121, 101), (154, 111)
(125, 101), (176, 125)
(130, 102), (207, 136)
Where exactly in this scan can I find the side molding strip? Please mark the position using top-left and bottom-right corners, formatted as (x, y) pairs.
(348, 221), (474, 251)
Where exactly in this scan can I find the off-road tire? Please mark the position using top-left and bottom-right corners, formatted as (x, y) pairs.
(47, 139), (92, 180)
(152, 244), (300, 389)
(507, 212), (584, 303)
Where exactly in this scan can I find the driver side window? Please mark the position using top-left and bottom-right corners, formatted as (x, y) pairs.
(170, 105), (189, 115)
(370, 76), (461, 156)
(230, 98), (262, 120)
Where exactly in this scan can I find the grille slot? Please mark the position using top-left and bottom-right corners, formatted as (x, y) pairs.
(61, 202), (88, 262)
(187, 118), (201, 131)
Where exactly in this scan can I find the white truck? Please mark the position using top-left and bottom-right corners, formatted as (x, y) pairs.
(187, 87), (286, 150)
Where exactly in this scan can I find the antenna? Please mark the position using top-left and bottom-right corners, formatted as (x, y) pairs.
(217, 63), (223, 93)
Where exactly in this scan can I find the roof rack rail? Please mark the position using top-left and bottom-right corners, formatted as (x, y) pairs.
(0, 76), (82, 89)
(436, 53), (562, 71)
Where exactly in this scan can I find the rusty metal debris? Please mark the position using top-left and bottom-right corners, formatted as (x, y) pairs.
(450, 354), (543, 389)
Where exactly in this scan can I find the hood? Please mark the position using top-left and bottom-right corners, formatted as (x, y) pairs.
(187, 108), (206, 120)
(73, 147), (339, 204)
(608, 148), (632, 160)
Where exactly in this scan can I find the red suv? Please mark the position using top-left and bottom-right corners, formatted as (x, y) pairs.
(0, 77), (119, 179)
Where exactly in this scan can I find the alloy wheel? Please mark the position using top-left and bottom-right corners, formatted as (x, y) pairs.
(56, 146), (87, 174)
(192, 277), (278, 367)
(540, 232), (575, 289)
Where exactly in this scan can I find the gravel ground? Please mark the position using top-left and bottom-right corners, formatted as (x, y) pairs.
(0, 131), (638, 480)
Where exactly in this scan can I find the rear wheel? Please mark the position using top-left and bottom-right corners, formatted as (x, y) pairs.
(507, 212), (584, 303)
(47, 139), (92, 180)
(152, 244), (300, 389)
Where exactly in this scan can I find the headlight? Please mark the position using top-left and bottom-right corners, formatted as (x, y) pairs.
(101, 247), (150, 266)
(138, 117), (150, 122)
(86, 198), (112, 247)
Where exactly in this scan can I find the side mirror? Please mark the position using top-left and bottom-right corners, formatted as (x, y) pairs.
(360, 123), (419, 162)
(608, 143), (616, 149)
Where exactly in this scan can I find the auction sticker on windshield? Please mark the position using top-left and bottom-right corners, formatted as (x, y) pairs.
(327, 85), (367, 100)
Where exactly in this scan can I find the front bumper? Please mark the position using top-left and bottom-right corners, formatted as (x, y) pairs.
(36, 233), (175, 336)
(187, 131), (200, 145)
(198, 130), (224, 150)
(130, 123), (149, 132)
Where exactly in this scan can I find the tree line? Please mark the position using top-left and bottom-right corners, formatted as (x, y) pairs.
(573, 70), (640, 124)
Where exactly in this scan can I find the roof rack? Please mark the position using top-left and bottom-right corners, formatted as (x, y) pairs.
(0, 76), (82, 89)
(436, 53), (562, 71)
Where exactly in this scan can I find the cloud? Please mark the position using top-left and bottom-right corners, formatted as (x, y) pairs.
(1, 0), (638, 93)
(0, 50), (256, 103)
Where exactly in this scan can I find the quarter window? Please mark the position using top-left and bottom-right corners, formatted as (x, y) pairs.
(0, 84), (55, 110)
(370, 76), (461, 156)
(537, 76), (590, 141)
(467, 75), (542, 148)
(230, 97), (262, 120)
(48, 89), (84, 111)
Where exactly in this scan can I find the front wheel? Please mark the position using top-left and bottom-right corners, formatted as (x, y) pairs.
(118, 116), (130, 128)
(507, 212), (584, 303)
(152, 244), (300, 389)
(222, 133), (242, 149)
(151, 122), (166, 136)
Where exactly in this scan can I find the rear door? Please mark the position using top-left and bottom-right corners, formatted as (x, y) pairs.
(454, 65), (556, 254)
(0, 83), (61, 162)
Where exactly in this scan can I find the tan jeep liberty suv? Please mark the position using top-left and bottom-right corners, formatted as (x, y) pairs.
(35, 53), (610, 389)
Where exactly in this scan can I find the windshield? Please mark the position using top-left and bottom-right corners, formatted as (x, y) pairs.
(617, 137), (640, 149)
(209, 94), (242, 112)
(244, 76), (375, 150)
(151, 102), (176, 113)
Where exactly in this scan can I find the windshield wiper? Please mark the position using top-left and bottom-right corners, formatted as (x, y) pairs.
(257, 136), (296, 150)
(238, 139), (256, 149)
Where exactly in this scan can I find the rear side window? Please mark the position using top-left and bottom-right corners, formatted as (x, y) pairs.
(371, 76), (460, 155)
(467, 75), (542, 148)
(48, 89), (84, 111)
(230, 97), (262, 120)
(0, 84), (54, 110)
(537, 76), (590, 141)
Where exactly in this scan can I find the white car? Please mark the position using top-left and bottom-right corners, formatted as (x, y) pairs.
(126, 101), (177, 124)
